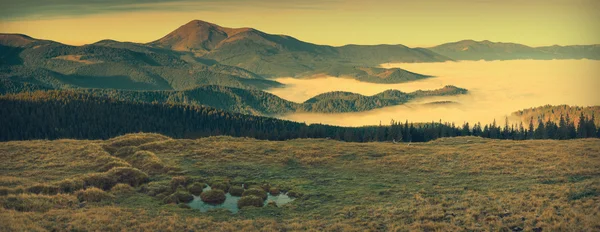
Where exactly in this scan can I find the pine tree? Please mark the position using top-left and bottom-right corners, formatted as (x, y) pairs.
(527, 117), (535, 139)
(566, 113), (577, 139)
(577, 113), (587, 138)
(586, 114), (597, 138)
(534, 118), (546, 139)
(518, 122), (525, 140)
(545, 119), (558, 139)
(558, 114), (567, 140)
(461, 122), (470, 136)
(502, 117), (510, 139)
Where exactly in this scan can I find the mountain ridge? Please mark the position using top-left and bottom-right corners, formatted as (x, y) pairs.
(429, 40), (600, 60)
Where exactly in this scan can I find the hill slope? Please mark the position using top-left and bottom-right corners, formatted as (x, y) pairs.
(0, 33), (282, 91)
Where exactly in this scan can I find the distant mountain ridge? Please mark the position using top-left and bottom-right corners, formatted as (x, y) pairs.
(148, 20), (451, 78)
(429, 40), (600, 60)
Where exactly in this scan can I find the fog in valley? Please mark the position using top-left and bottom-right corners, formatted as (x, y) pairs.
(266, 60), (600, 126)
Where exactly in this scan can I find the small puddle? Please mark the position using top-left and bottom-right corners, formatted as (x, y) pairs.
(188, 186), (295, 213)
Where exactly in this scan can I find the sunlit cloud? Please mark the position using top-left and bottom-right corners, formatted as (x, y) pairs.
(269, 60), (600, 126)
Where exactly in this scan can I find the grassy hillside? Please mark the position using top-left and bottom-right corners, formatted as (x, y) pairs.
(1, 134), (598, 231)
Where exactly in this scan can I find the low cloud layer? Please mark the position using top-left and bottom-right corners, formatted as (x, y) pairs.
(267, 59), (600, 126)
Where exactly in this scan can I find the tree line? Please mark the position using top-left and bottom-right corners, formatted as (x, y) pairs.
(1, 91), (598, 142)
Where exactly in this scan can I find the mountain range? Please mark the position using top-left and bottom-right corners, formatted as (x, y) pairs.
(429, 40), (600, 61)
(1, 19), (598, 116)
(2, 20), (598, 92)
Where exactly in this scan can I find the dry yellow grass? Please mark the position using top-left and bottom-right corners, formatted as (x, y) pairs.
(0, 134), (599, 231)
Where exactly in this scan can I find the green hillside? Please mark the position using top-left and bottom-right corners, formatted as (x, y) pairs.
(0, 34), (282, 91)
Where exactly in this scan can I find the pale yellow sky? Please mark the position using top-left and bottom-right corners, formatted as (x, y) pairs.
(0, 0), (598, 47)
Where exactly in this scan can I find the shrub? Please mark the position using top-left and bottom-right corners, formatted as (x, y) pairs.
(287, 190), (303, 198)
(187, 183), (205, 195)
(111, 183), (134, 195)
(210, 182), (230, 192)
(163, 190), (194, 204)
(26, 184), (59, 195)
(106, 167), (149, 187)
(57, 178), (85, 193)
(269, 187), (280, 195)
(200, 190), (226, 204)
(170, 176), (189, 191)
(174, 190), (194, 203)
(75, 187), (114, 202)
(242, 188), (268, 200)
(237, 195), (264, 209)
(229, 186), (245, 197)
(142, 181), (171, 196)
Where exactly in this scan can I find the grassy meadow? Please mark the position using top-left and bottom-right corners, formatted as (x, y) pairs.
(1, 133), (599, 231)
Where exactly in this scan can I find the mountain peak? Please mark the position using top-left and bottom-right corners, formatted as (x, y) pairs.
(148, 20), (256, 53)
(0, 33), (38, 47)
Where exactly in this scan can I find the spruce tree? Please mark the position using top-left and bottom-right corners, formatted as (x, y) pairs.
(566, 113), (577, 139)
(586, 114), (597, 138)
(558, 114), (567, 140)
(527, 117), (535, 139)
(534, 118), (546, 139)
(577, 113), (587, 138)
